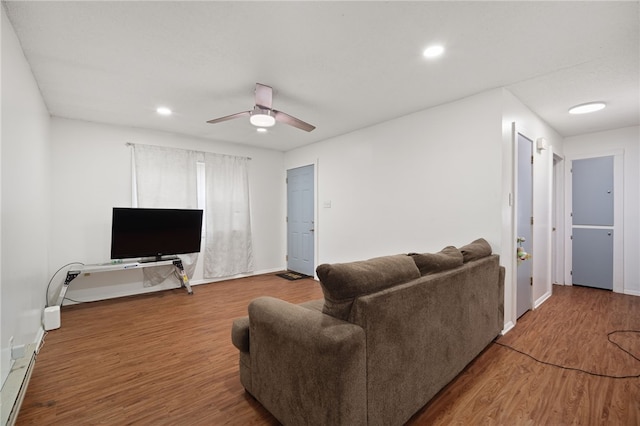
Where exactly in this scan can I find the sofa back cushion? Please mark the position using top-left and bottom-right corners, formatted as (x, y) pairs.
(316, 254), (420, 321)
(459, 237), (492, 262)
(408, 246), (463, 276)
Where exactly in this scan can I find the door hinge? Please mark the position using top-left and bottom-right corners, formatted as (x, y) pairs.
(530, 216), (534, 225)
(286, 254), (288, 261)
(530, 277), (533, 286)
(531, 155), (534, 164)
(570, 270), (573, 275)
(286, 216), (288, 223)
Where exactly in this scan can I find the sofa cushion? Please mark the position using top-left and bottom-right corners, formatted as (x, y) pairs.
(459, 238), (492, 262)
(408, 246), (463, 276)
(316, 254), (420, 321)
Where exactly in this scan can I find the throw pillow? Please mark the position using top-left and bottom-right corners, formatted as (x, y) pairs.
(459, 238), (492, 262)
(316, 254), (420, 321)
(408, 246), (463, 276)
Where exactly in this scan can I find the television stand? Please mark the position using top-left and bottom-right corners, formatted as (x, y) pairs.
(56, 258), (193, 307)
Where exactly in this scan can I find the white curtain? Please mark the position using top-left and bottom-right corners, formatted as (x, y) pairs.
(133, 144), (200, 286)
(134, 144), (199, 209)
(204, 153), (254, 278)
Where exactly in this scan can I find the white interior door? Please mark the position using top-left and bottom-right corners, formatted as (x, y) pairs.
(287, 165), (315, 276)
(516, 133), (533, 318)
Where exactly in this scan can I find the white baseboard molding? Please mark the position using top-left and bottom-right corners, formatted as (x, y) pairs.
(501, 321), (515, 335)
(189, 267), (285, 286)
(534, 291), (552, 309)
(624, 288), (640, 297)
(1, 341), (38, 426)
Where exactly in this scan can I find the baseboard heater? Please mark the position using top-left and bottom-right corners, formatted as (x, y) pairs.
(1, 343), (37, 426)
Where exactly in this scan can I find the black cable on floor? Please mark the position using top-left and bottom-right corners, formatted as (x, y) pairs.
(494, 330), (640, 379)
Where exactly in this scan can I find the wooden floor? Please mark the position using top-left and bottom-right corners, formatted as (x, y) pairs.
(17, 276), (640, 425)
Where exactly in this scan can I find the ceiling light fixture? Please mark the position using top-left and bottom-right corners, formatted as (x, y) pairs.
(256, 127), (268, 133)
(423, 44), (445, 58)
(156, 106), (172, 116)
(568, 102), (606, 115)
(249, 109), (276, 127)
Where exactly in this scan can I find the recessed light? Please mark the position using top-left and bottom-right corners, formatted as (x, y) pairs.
(256, 127), (268, 133)
(156, 106), (172, 116)
(423, 45), (445, 58)
(568, 102), (606, 114)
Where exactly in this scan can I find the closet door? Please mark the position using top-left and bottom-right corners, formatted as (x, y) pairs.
(571, 156), (614, 290)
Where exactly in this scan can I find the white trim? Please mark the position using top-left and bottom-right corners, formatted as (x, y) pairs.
(506, 123), (518, 328)
(552, 154), (565, 284)
(35, 327), (45, 354)
(501, 321), (515, 335)
(534, 290), (552, 309)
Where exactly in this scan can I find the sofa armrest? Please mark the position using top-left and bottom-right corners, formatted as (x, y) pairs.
(231, 316), (250, 352)
(248, 296), (367, 426)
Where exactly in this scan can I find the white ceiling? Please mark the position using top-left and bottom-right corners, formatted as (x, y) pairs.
(4, 1), (639, 152)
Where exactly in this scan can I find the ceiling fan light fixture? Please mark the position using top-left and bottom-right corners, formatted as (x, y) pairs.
(250, 110), (276, 127)
(423, 44), (445, 58)
(568, 102), (606, 114)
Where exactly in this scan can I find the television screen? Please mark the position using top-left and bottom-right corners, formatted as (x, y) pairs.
(110, 207), (203, 260)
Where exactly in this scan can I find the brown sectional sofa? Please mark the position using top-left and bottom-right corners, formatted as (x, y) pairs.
(231, 239), (505, 425)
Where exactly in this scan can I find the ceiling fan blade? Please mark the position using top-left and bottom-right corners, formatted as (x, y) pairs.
(254, 83), (273, 109)
(206, 111), (250, 124)
(274, 110), (316, 132)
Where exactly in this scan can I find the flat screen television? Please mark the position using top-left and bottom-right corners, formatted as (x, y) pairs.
(110, 207), (204, 261)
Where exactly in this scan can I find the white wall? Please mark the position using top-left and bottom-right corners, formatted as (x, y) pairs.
(563, 126), (640, 296)
(285, 90), (505, 262)
(50, 118), (286, 303)
(1, 8), (51, 386)
(284, 88), (561, 332)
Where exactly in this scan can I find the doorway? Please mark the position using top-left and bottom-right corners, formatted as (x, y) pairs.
(286, 165), (315, 276)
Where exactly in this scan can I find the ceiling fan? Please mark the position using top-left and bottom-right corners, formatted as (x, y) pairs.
(206, 83), (316, 132)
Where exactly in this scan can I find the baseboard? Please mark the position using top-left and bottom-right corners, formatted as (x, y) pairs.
(534, 291), (552, 309)
(35, 327), (46, 354)
(501, 321), (515, 335)
(623, 288), (640, 297)
(189, 267), (285, 286)
(1, 342), (38, 426)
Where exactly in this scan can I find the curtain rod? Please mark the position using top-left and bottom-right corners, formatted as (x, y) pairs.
(125, 142), (251, 160)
